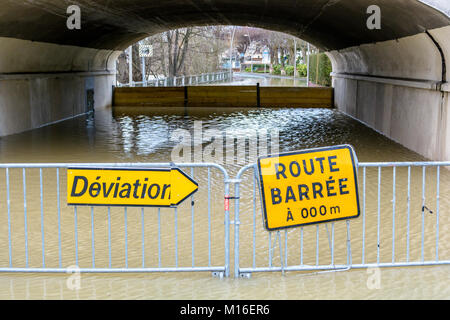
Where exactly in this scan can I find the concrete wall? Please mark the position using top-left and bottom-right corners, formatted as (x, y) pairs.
(328, 25), (450, 161)
(0, 37), (120, 136)
(0, 72), (115, 136)
(1, 27), (448, 162)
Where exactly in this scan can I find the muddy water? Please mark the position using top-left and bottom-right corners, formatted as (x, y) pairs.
(227, 74), (307, 86)
(0, 107), (448, 300)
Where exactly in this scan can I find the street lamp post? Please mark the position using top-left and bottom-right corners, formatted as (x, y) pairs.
(244, 33), (252, 73)
(306, 43), (310, 87)
(128, 46), (133, 87)
(229, 26), (236, 81)
(293, 38), (297, 85)
(142, 56), (146, 86)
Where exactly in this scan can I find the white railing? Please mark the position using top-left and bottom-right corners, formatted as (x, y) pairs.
(117, 71), (231, 88)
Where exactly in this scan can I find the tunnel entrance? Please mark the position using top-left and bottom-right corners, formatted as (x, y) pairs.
(112, 26), (334, 109)
(0, 1), (448, 158)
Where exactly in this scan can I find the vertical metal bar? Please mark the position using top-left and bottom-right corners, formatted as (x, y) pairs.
(406, 166), (411, 263)
(158, 208), (161, 268)
(236, 174), (240, 278)
(40, 168), (45, 268)
(421, 166), (425, 262)
(377, 166), (381, 264)
(300, 227), (304, 265)
(346, 220), (352, 266)
(56, 168), (62, 268)
(331, 222), (335, 266)
(174, 208), (178, 268)
(74, 206), (78, 266)
(91, 207), (95, 268)
(225, 178), (231, 278)
(268, 232), (272, 267)
(6, 168), (12, 268)
(362, 166), (366, 264)
(284, 230), (288, 267)
(23, 168), (29, 268)
(191, 167), (195, 268)
(108, 207), (111, 268)
(392, 166), (396, 263)
(316, 225), (319, 266)
(208, 167), (211, 267)
(124, 207), (128, 268)
(325, 224), (331, 265)
(253, 171), (256, 269)
(278, 231), (284, 274)
(436, 166), (440, 261)
(141, 208), (145, 268)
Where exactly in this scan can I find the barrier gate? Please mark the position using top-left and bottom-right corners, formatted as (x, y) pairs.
(233, 161), (450, 278)
(0, 163), (231, 278)
(0, 161), (449, 278)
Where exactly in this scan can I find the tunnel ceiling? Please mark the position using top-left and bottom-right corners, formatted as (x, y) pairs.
(0, 0), (448, 51)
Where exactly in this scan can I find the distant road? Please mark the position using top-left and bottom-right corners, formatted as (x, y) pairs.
(234, 72), (307, 81)
(229, 72), (307, 87)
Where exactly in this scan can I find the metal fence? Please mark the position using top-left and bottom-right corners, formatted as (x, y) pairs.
(0, 160), (449, 278)
(117, 71), (231, 88)
(233, 161), (450, 278)
(0, 163), (231, 277)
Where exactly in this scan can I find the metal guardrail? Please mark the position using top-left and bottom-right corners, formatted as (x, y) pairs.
(0, 160), (449, 278)
(0, 163), (231, 277)
(233, 161), (450, 278)
(117, 71), (230, 88)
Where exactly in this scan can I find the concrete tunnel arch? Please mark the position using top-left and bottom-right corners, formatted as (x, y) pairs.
(0, 0), (449, 161)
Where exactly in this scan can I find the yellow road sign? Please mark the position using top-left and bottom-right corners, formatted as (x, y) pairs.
(257, 145), (360, 231)
(67, 167), (198, 207)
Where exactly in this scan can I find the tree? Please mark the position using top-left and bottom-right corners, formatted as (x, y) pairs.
(166, 28), (192, 78)
(115, 26), (317, 83)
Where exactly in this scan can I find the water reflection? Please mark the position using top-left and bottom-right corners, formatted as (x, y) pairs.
(1, 266), (449, 300)
(0, 106), (424, 165)
(228, 74), (308, 87)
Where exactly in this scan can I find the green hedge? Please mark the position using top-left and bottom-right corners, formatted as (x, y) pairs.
(271, 63), (308, 77)
(285, 65), (294, 76)
(272, 64), (282, 75)
(297, 64), (307, 77)
(308, 53), (332, 87)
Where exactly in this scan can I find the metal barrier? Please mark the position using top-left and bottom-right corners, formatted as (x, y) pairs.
(117, 71), (230, 88)
(233, 161), (450, 278)
(1, 160), (449, 278)
(0, 163), (231, 277)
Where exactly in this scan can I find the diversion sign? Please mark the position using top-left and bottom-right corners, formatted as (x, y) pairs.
(257, 145), (360, 231)
(67, 167), (198, 207)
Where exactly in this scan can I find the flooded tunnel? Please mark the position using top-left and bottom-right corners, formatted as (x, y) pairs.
(0, 0), (449, 301)
(0, 0), (448, 160)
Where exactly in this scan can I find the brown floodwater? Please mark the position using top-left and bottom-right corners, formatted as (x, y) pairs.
(0, 106), (448, 300)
